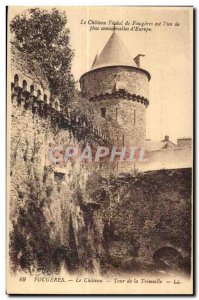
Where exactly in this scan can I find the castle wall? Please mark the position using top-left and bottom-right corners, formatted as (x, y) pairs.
(9, 72), (192, 275)
(9, 73), (114, 273)
(10, 96), (86, 243)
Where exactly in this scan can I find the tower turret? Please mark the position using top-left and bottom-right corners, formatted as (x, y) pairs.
(80, 31), (151, 147)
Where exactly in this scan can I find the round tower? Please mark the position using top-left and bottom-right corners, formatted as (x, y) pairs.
(80, 31), (151, 147)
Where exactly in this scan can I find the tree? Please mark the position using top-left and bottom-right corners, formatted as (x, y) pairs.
(10, 8), (75, 103)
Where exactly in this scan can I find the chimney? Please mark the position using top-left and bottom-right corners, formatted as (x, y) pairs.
(134, 54), (145, 67)
(165, 135), (169, 142)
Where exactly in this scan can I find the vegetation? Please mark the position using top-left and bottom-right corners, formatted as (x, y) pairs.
(10, 8), (75, 103)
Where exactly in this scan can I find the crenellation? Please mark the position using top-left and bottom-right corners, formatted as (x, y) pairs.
(11, 73), (113, 145)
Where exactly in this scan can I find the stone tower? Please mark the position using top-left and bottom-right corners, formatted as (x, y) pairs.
(80, 31), (151, 147)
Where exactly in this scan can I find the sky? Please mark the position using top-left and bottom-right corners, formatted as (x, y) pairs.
(9, 7), (193, 143)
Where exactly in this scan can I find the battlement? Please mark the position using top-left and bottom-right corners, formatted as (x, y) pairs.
(10, 73), (114, 145)
(89, 90), (149, 107)
(11, 72), (59, 108)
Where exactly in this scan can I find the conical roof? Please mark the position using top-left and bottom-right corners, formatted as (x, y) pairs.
(91, 31), (136, 70)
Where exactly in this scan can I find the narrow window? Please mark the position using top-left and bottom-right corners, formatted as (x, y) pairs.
(30, 85), (34, 94)
(116, 107), (118, 121)
(37, 90), (41, 100)
(101, 107), (106, 118)
(55, 101), (59, 110)
(122, 135), (125, 146)
(134, 109), (136, 124)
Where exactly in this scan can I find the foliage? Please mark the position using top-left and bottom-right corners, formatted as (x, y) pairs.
(10, 167), (55, 273)
(10, 8), (75, 102)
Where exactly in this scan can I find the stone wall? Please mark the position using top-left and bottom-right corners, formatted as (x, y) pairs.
(9, 72), (115, 274)
(80, 66), (149, 146)
(9, 71), (192, 276)
(93, 168), (192, 274)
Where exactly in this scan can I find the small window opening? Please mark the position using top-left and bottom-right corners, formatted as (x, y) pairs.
(30, 85), (34, 94)
(101, 107), (106, 118)
(54, 172), (65, 183)
(22, 80), (27, 92)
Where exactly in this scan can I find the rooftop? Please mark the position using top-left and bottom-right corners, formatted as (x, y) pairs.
(145, 136), (177, 151)
(91, 31), (137, 70)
